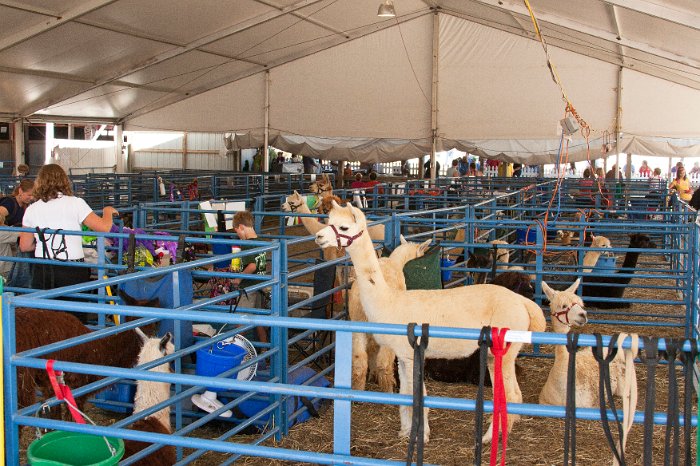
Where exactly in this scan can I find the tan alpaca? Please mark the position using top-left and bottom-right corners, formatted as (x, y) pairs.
(282, 190), (386, 246)
(315, 201), (546, 444)
(539, 280), (625, 407)
(582, 235), (612, 273)
(350, 236), (432, 392)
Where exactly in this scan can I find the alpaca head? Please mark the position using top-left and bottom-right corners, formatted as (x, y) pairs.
(282, 190), (304, 212)
(557, 230), (575, 246)
(542, 280), (587, 329)
(315, 201), (366, 250)
(467, 252), (491, 284)
(491, 271), (534, 300)
(318, 195), (343, 216)
(590, 235), (612, 249)
(628, 233), (656, 249)
(390, 235), (431, 263)
(309, 175), (333, 197)
(136, 331), (175, 371)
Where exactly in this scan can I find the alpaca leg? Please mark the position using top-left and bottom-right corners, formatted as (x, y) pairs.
(352, 332), (369, 391)
(397, 357), (430, 443)
(397, 357), (413, 439)
(374, 345), (397, 393)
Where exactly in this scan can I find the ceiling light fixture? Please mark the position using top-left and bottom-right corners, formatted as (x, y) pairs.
(377, 0), (396, 17)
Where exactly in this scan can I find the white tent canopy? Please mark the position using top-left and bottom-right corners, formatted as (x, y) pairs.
(1, 0), (699, 162)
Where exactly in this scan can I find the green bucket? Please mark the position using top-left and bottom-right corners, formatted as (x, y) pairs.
(28, 431), (124, 466)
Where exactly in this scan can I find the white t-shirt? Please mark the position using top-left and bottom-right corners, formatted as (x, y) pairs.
(23, 194), (93, 260)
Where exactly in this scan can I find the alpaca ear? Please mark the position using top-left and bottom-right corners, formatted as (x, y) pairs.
(159, 332), (173, 354)
(541, 281), (555, 302)
(418, 238), (432, 254)
(399, 234), (407, 245)
(565, 279), (581, 294)
(293, 190), (299, 196)
(134, 327), (149, 344)
(331, 199), (341, 210)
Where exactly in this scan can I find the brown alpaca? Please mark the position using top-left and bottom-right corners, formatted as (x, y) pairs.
(14, 293), (158, 418)
(123, 331), (176, 466)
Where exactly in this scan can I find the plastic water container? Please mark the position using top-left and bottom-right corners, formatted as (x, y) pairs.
(196, 343), (247, 393)
(593, 255), (616, 274)
(92, 382), (135, 413)
(211, 242), (232, 269)
(28, 430), (124, 466)
(441, 257), (456, 282)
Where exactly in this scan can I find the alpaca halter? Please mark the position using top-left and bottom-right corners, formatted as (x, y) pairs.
(287, 201), (302, 212)
(552, 304), (584, 325)
(329, 224), (363, 250)
(312, 185), (332, 195)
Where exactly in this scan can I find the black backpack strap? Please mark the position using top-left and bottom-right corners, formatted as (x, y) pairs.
(564, 331), (579, 466)
(641, 336), (660, 466)
(662, 339), (680, 466)
(474, 326), (492, 465)
(592, 333), (625, 466)
(680, 338), (697, 465)
(406, 322), (429, 466)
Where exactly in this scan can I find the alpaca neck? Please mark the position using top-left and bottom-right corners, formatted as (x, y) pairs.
(133, 360), (171, 428)
(295, 202), (327, 236)
(346, 230), (390, 296)
(620, 251), (641, 270)
(388, 247), (418, 268)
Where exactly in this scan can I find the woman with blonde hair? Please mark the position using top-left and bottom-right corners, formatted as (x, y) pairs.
(0, 179), (34, 227)
(19, 165), (118, 313)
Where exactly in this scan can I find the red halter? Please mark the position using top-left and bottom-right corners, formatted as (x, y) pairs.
(329, 224), (364, 249)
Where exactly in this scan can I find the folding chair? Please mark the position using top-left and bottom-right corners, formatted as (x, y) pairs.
(287, 260), (337, 367)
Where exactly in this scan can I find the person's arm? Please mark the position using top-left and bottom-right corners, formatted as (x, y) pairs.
(233, 262), (257, 286)
(19, 231), (34, 252)
(82, 206), (118, 233)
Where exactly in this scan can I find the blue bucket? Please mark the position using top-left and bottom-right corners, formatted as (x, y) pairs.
(593, 255), (616, 274)
(516, 227), (536, 244)
(211, 243), (232, 269)
(441, 258), (456, 282)
(195, 343), (246, 393)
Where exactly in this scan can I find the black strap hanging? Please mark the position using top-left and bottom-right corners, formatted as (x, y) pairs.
(662, 339), (680, 466)
(563, 331), (579, 466)
(641, 336), (660, 466)
(126, 233), (136, 273)
(474, 326), (492, 465)
(592, 333), (625, 466)
(680, 338), (697, 465)
(216, 210), (226, 232)
(176, 234), (186, 264)
(489, 244), (498, 281)
(406, 322), (429, 466)
(36, 227), (56, 288)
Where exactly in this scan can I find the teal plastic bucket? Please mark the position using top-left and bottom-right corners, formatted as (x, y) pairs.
(28, 431), (124, 466)
(195, 342), (246, 392)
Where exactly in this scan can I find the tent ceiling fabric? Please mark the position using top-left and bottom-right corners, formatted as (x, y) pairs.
(1, 0), (699, 161)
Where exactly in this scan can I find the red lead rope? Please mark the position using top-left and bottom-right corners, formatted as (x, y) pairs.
(45, 360), (85, 424)
(490, 327), (511, 466)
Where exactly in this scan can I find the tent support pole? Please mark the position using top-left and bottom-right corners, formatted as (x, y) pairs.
(263, 70), (270, 173)
(429, 10), (439, 183)
(114, 124), (125, 173)
(615, 66), (623, 181)
(12, 120), (24, 175)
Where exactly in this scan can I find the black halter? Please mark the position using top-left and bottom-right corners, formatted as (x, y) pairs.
(329, 224), (363, 249)
(287, 201), (302, 212)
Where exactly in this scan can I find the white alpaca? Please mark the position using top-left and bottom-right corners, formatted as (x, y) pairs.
(124, 330), (176, 465)
(315, 201), (547, 443)
(581, 235), (612, 273)
(350, 235), (432, 392)
(539, 281), (625, 407)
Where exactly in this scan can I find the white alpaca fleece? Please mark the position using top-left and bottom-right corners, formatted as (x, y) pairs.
(133, 333), (175, 429)
(539, 281), (625, 407)
(349, 236), (431, 392)
(582, 235), (612, 273)
(316, 202), (546, 444)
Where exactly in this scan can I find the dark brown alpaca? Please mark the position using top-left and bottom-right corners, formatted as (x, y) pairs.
(317, 194), (344, 215)
(14, 293), (158, 418)
(123, 418), (175, 466)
